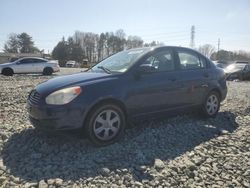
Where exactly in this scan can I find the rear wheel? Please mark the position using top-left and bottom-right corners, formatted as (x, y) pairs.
(202, 91), (220, 118)
(43, 67), (53, 75)
(2, 68), (14, 76)
(238, 73), (244, 81)
(85, 104), (126, 146)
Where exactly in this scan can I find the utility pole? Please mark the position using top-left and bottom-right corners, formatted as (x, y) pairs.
(217, 38), (220, 52)
(217, 38), (220, 60)
(190, 25), (195, 48)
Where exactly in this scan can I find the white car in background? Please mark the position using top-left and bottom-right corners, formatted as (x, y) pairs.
(0, 57), (60, 76)
(66, 60), (80, 68)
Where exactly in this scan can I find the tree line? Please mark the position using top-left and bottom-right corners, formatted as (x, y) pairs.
(3, 31), (250, 66)
(52, 29), (161, 66)
(198, 44), (250, 62)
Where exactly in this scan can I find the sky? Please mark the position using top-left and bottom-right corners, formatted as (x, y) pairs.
(0, 0), (250, 53)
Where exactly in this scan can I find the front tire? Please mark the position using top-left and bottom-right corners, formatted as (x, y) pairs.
(2, 68), (14, 76)
(202, 91), (220, 118)
(85, 104), (126, 146)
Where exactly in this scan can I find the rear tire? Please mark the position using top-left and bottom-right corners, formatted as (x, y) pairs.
(238, 73), (244, 81)
(43, 67), (53, 75)
(2, 68), (14, 76)
(201, 91), (220, 118)
(85, 104), (126, 146)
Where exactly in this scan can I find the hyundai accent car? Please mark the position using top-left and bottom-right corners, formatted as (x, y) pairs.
(0, 57), (60, 76)
(27, 46), (227, 146)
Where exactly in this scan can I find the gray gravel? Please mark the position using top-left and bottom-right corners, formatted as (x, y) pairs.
(0, 71), (250, 187)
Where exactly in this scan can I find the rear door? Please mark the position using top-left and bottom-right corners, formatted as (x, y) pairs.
(175, 48), (210, 105)
(32, 58), (47, 73)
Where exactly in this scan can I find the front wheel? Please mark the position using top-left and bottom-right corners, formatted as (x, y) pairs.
(202, 91), (220, 118)
(2, 68), (14, 76)
(85, 104), (126, 146)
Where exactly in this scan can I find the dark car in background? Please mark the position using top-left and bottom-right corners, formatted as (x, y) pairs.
(212, 60), (228, 69)
(224, 61), (250, 80)
(27, 46), (227, 146)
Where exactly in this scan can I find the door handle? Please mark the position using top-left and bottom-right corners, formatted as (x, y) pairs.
(201, 84), (208, 88)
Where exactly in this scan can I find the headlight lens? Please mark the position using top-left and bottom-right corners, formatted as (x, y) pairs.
(45, 86), (81, 105)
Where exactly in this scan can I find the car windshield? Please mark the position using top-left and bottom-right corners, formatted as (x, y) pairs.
(89, 48), (150, 73)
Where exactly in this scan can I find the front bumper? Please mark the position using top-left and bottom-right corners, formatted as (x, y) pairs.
(27, 101), (84, 131)
(225, 71), (241, 80)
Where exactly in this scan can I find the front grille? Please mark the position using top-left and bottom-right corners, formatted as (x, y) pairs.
(29, 90), (41, 104)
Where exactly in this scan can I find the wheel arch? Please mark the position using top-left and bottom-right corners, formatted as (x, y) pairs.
(82, 97), (128, 128)
(209, 88), (222, 100)
(43, 66), (53, 71)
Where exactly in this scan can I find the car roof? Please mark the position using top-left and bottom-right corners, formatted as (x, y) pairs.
(17, 57), (48, 61)
(126, 46), (203, 54)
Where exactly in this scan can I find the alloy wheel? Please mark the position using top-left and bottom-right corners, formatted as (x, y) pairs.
(206, 94), (219, 115)
(93, 109), (121, 141)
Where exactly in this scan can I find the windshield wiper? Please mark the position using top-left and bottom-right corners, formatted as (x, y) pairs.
(97, 66), (112, 74)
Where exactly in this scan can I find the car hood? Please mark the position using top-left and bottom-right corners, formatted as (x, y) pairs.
(0, 62), (14, 67)
(224, 64), (244, 74)
(36, 72), (113, 95)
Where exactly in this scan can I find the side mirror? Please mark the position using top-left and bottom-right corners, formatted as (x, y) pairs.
(138, 64), (156, 74)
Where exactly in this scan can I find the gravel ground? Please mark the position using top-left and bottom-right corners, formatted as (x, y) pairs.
(0, 70), (250, 188)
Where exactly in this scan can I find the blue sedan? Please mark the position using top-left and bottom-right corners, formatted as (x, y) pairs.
(27, 46), (227, 146)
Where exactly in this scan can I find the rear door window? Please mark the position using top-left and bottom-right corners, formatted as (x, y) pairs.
(177, 50), (206, 70)
(32, 59), (47, 63)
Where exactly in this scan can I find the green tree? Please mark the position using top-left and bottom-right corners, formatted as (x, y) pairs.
(211, 50), (234, 61)
(52, 37), (85, 66)
(67, 37), (84, 63)
(18, 32), (39, 53)
(4, 33), (19, 53)
(4, 32), (39, 53)
(52, 37), (68, 66)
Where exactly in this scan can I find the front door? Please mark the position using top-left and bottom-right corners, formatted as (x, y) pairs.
(126, 48), (186, 117)
(15, 58), (35, 73)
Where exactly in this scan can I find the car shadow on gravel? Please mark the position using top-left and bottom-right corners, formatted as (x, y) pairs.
(1, 111), (238, 182)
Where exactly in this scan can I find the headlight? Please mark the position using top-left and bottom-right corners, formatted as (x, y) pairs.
(45, 86), (81, 105)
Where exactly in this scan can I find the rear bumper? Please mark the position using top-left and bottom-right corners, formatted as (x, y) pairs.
(27, 101), (85, 131)
(220, 86), (227, 101)
(53, 67), (60, 72)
